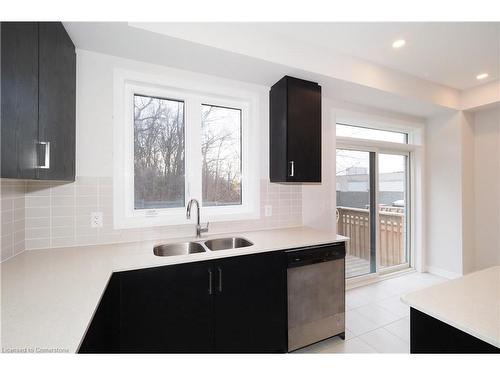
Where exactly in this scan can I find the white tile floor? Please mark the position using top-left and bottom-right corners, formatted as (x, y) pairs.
(294, 271), (447, 353)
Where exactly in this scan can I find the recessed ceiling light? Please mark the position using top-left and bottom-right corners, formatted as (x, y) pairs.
(476, 73), (489, 80)
(392, 39), (406, 49)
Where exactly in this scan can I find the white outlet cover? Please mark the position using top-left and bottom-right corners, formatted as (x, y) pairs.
(90, 212), (103, 228)
(264, 205), (272, 217)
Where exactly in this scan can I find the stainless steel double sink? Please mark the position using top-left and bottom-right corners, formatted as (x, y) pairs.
(153, 237), (253, 257)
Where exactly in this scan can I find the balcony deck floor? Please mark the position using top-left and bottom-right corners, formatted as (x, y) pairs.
(346, 254), (371, 278)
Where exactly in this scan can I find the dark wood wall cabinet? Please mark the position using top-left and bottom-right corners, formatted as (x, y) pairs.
(79, 251), (288, 353)
(269, 76), (321, 183)
(1, 22), (76, 181)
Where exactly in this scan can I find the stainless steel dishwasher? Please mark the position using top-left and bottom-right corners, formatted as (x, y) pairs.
(286, 243), (346, 352)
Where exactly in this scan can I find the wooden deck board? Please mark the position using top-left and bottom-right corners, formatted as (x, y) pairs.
(346, 254), (370, 278)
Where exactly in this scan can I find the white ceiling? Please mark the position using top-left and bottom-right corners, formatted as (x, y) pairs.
(130, 22), (500, 90)
(261, 22), (500, 90)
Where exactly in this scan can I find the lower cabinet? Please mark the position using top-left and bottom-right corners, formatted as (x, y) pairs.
(79, 251), (287, 353)
(410, 308), (500, 354)
(119, 261), (214, 353)
(213, 251), (287, 353)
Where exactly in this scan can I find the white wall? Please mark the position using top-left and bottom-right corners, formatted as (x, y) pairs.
(425, 108), (500, 277)
(461, 112), (476, 274)
(425, 112), (465, 278)
(472, 107), (500, 271)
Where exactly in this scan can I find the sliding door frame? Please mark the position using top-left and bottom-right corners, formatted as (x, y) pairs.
(337, 137), (415, 284)
(369, 152), (377, 274)
(377, 150), (411, 276)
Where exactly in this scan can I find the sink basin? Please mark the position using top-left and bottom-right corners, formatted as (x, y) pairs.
(153, 242), (206, 257)
(204, 237), (253, 251)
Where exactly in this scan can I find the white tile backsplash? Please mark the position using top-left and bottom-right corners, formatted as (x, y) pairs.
(1, 179), (26, 261)
(13, 176), (302, 251)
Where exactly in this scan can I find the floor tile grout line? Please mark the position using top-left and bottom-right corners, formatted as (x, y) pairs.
(375, 300), (410, 318)
(322, 336), (379, 354)
(349, 303), (402, 324)
(347, 317), (406, 342)
(347, 289), (410, 352)
(355, 303), (402, 322)
(356, 326), (409, 353)
(383, 318), (411, 344)
(346, 293), (410, 340)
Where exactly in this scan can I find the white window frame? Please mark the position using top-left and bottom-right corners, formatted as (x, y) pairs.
(113, 69), (260, 229)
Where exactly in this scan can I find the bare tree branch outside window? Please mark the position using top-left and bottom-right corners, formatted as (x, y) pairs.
(134, 95), (185, 209)
(201, 105), (242, 206)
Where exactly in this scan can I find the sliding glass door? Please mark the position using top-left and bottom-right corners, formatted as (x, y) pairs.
(337, 148), (410, 279)
(378, 153), (409, 271)
(336, 149), (375, 278)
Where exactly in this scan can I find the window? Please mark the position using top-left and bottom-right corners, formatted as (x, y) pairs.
(134, 95), (185, 209)
(336, 123), (407, 144)
(201, 105), (242, 206)
(114, 71), (260, 229)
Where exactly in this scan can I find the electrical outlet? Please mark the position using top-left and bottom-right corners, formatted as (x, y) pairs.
(90, 212), (103, 228)
(264, 205), (273, 217)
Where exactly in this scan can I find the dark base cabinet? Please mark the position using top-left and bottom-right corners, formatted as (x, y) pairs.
(79, 251), (287, 353)
(213, 251), (287, 353)
(410, 308), (500, 354)
(119, 261), (213, 353)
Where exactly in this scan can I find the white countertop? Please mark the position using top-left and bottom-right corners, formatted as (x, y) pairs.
(0, 226), (346, 353)
(402, 266), (500, 348)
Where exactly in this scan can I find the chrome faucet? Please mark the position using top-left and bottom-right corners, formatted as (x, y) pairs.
(186, 199), (209, 238)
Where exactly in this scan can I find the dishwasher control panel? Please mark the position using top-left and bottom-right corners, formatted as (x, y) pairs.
(286, 243), (346, 268)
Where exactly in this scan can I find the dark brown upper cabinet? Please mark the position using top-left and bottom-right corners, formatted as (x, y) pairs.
(269, 76), (321, 183)
(1, 22), (76, 181)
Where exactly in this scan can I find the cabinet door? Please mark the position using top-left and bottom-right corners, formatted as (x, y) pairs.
(119, 262), (213, 353)
(1, 22), (38, 179)
(269, 76), (288, 182)
(37, 22), (76, 181)
(287, 77), (321, 182)
(213, 251), (287, 353)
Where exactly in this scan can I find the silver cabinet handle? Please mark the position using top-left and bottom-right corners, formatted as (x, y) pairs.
(289, 161), (295, 177)
(36, 141), (50, 169)
(208, 269), (213, 295)
(217, 267), (222, 292)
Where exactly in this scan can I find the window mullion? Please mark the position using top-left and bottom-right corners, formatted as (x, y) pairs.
(185, 96), (202, 203)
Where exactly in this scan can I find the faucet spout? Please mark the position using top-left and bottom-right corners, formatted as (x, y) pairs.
(186, 199), (209, 238)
